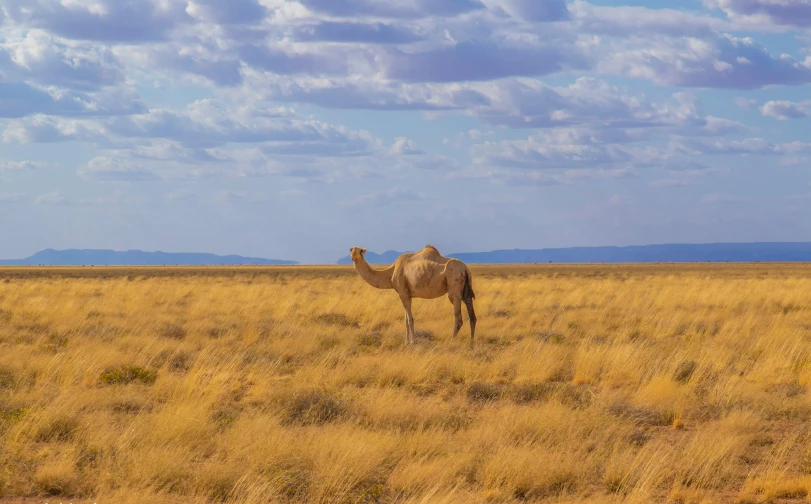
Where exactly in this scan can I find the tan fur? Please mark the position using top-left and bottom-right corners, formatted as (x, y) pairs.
(349, 245), (477, 345)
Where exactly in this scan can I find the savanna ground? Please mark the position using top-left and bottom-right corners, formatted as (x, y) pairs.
(2, 264), (811, 503)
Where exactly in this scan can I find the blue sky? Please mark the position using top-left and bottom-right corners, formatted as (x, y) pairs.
(1, 0), (811, 263)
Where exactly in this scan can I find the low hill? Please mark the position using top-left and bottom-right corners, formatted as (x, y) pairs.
(0, 249), (298, 266)
(336, 242), (811, 264)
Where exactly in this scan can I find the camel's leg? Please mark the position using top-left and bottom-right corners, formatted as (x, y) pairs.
(464, 297), (477, 346)
(450, 295), (463, 339)
(399, 294), (415, 345)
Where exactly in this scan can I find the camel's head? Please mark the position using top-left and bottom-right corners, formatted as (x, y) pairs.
(349, 246), (367, 262)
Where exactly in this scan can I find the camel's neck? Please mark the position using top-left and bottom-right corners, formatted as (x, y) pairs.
(353, 259), (394, 289)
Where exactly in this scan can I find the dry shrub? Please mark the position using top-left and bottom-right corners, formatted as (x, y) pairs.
(99, 365), (157, 385)
(314, 313), (359, 328)
(158, 322), (187, 340)
(35, 415), (80, 442)
(34, 460), (82, 496)
(466, 382), (503, 403)
(280, 389), (348, 426)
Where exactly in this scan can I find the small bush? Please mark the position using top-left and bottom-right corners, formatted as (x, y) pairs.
(111, 400), (151, 414)
(313, 313), (359, 328)
(35, 416), (79, 442)
(33, 463), (80, 496)
(168, 351), (194, 373)
(281, 389), (346, 426)
(158, 323), (187, 340)
(673, 360), (697, 383)
(0, 405), (30, 422)
(99, 366), (157, 385)
(511, 382), (552, 404)
(0, 367), (16, 389)
(466, 382), (503, 403)
(357, 331), (383, 347)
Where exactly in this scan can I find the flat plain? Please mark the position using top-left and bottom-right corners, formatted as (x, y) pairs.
(2, 263), (811, 503)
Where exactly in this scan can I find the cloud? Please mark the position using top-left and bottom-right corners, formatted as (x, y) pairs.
(290, 22), (422, 44)
(385, 39), (587, 82)
(598, 34), (811, 89)
(166, 189), (199, 201)
(0, 30), (124, 90)
(0, 160), (47, 172)
(185, 0), (267, 25)
(35, 191), (69, 206)
(703, 0), (811, 28)
(734, 97), (758, 108)
(479, 166), (632, 187)
(482, 0), (570, 22)
(463, 79), (725, 130)
(341, 187), (429, 207)
(214, 190), (268, 203)
(472, 126), (679, 171)
(761, 100), (811, 120)
(0, 192), (25, 202)
(2, 115), (111, 144)
(236, 43), (353, 78)
(77, 157), (159, 181)
(571, 1), (729, 37)
(251, 75), (744, 140)
(295, 0), (483, 19)
(673, 136), (811, 155)
(0, 83), (146, 119)
(33, 189), (142, 206)
(4, 100), (381, 158)
(391, 137), (425, 155)
(2, 0), (192, 42)
(650, 178), (694, 188)
(145, 45), (243, 86)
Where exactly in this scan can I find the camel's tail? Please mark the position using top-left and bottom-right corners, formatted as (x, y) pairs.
(462, 268), (475, 301)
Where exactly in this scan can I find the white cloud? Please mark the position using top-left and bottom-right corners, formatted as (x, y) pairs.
(77, 157), (159, 181)
(761, 100), (811, 120)
(703, 0), (811, 28)
(340, 187), (430, 207)
(35, 191), (69, 205)
(650, 178), (694, 188)
(1, 0), (193, 42)
(597, 33), (811, 89)
(391, 137), (424, 155)
(0, 30), (125, 90)
(673, 136), (811, 155)
(0, 160), (47, 172)
(0, 192), (25, 202)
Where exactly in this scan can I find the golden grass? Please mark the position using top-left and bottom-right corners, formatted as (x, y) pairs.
(2, 263), (811, 503)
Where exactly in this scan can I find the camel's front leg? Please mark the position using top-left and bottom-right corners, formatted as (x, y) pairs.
(399, 293), (415, 345)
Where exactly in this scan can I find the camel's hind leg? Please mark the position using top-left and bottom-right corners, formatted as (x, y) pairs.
(449, 295), (463, 339)
(463, 296), (477, 346)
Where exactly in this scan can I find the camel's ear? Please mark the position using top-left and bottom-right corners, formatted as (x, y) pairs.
(360, 248), (367, 254)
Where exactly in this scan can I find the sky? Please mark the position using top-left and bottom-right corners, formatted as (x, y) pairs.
(1, 0), (811, 263)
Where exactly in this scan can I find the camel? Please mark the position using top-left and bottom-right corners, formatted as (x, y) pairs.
(348, 244), (477, 345)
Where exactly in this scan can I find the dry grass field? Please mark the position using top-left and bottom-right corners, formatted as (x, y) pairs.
(2, 263), (811, 503)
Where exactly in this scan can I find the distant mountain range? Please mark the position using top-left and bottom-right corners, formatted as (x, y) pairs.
(0, 249), (298, 266)
(5, 243), (811, 267)
(336, 242), (811, 264)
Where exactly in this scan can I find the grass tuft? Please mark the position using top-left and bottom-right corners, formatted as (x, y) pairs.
(98, 365), (157, 385)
